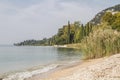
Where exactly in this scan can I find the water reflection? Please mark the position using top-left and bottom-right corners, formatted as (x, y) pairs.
(0, 46), (82, 73)
(56, 47), (82, 61)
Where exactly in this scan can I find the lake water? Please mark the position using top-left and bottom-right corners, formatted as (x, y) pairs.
(0, 45), (82, 80)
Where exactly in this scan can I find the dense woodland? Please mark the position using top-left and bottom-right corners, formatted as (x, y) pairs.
(15, 5), (120, 59)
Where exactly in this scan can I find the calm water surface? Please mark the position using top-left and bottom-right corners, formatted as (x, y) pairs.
(0, 45), (82, 74)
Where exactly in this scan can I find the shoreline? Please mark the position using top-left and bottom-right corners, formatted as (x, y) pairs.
(2, 53), (120, 80)
(53, 43), (81, 49)
(0, 46), (82, 80)
(26, 58), (104, 80)
(27, 53), (120, 80)
(1, 59), (82, 80)
(26, 60), (83, 80)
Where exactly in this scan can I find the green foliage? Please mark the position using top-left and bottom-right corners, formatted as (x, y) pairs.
(102, 12), (120, 31)
(67, 21), (71, 44)
(14, 38), (50, 46)
(81, 12), (120, 59)
(15, 21), (93, 46)
(85, 23), (90, 36)
(102, 12), (113, 25)
(51, 21), (83, 45)
(74, 27), (81, 43)
(112, 12), (120, 31)
(81, 23), (120, 59)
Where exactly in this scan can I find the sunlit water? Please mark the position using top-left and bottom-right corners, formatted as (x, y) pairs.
(0, 45), (82, 79)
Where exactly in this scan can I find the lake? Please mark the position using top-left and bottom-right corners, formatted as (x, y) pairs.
(0, 45), (82, 80)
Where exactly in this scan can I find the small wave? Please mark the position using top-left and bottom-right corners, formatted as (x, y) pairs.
(2, 64), (58, 80)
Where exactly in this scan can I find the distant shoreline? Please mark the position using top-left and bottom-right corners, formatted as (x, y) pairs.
(53, 43), (81, 49)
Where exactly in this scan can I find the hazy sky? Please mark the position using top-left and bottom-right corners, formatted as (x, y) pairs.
(0, 0), (119, 44)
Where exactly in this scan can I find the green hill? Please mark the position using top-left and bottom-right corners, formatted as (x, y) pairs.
(90, 4), (120, 25)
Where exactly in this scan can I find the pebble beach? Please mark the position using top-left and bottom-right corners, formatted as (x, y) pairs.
(27, 53), (120, 80)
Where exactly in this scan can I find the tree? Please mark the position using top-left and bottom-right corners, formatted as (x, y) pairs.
(74, 21), (81, 43)
(86, 23), (90, 36)
(111, 12), (120, 31)
(67, 21), (70, 44)
(102, 12), (113, 25)
(102, 12), (120, 31)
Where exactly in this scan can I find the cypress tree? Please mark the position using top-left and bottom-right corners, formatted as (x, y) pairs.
(81, 24), (84, 40)
(86, 22), (90, 36)
(84, 25), (86, 37)
(67, 21), (70, 44)
(89, 23), (92, 33)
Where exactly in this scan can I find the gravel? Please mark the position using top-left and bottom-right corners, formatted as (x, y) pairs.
(59, 54), (120, 80)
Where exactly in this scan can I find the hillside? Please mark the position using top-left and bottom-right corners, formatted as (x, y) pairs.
(90, 4), (120, 25)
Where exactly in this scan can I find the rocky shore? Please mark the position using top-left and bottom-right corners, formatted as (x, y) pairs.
(28, 53), (120, 80)
(59, 54), (120, 80)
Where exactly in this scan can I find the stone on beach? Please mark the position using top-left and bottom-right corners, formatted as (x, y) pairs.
(59, 54), (120, 80)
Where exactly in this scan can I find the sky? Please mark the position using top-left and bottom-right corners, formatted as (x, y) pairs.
(0, 0), (119, 44)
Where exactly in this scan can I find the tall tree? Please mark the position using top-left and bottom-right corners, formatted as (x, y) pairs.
(81, 24), (85, 37)
(67, 21), (70, 44)
(86, 23), (90, 36)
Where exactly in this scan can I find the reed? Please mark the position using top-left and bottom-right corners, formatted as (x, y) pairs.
(81, 24), (120, 59)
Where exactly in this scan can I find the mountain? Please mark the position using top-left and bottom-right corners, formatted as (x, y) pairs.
(90, 4), (120, 25)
